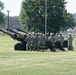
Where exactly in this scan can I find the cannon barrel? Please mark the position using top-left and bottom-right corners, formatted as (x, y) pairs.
(8, 29), (27, 37)
(7, 28), (22, 35)
(0, 29), (13, 36)
(17, 28), (29, 34)
(0, 29), (25, 42)
(8, 29), (28, 41)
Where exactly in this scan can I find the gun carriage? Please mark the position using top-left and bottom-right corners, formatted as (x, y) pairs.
(0, 28), (28, 50)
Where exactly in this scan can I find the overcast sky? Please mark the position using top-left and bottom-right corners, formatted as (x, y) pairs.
(2, 0), (22, 16)
(1, 0), (76, 16)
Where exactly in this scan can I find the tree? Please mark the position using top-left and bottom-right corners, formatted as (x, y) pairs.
(0, 1), (4, 24)
(20, 0), (45, 32)
(61, 10), (75, 31)
(0, 1), (4, 10)
(20, 0), (75, 33)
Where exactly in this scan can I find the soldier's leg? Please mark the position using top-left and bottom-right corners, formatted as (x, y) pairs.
(59, 45), (65, 51)
(68, 45), (73, 50)
(61, 46), (65, 51)
(50, 46), (56, 52)
(71, 46), (73, 50)
(26, 44), (28, 50)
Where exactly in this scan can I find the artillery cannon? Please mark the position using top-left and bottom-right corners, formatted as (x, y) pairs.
(0, 29), (28, 50)
(7, 28), (22, 35)
(17, 28), (29, 34)
(0, 28), (68, 51)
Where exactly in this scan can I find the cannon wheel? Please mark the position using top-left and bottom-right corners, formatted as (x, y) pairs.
(14, 43), (26, 50)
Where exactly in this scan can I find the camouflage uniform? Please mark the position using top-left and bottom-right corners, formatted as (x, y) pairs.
(26, 34), (31, 50)
(33, 34), (39, 50)
(31, 33), (35, 50)
(42, 34), (47, 47)
(38, 34), (44, 48)
(68, 34), (73, 50)
(48, 33), (56, 52)
(55, 33), (59, 42)
(55, 33), (61, 49)
(58, 34), (65, 51)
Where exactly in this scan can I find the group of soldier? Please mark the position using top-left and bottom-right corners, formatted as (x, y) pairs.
(26, 32), (73, 52)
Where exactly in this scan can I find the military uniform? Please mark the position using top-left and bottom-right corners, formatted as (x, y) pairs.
(58, 34), (65, 51)
(26, 34), (31, 50)
(48, 33), (56, 52)
(38, 34), (44, 48)
(55, 33), (59, 42)
(68, 34), (73, 50)
(33, 34), (38, 50)
(31, 33), (35, 50)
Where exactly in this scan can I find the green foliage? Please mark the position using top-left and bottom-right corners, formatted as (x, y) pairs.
(0, 1), (4, 24)
(20, 0), (45, 32)
(61, 10), (75, 30)
(0, 1), (4, 10)
(0, 12), (4, 24)
(73, 16), (76, 27)
(20, 0), (75, 33)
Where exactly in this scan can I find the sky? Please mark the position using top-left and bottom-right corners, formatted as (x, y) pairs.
(1, 0), (76, 16)
(2, 0), (22, 16)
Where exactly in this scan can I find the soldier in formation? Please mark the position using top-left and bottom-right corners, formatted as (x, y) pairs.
(67, 34), (73, 50)
(58, 34), (65, 51)
(26, 34), (31, 50)
(48, 33), (56, 52)
(26, 32), (73, 52)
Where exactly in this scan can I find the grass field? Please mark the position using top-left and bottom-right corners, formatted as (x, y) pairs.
(0, 33), (76, 75)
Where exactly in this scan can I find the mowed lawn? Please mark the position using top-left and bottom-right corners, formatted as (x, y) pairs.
(0, 33), (76, 75)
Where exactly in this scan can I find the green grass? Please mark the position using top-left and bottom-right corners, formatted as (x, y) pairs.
(0, 33), (76, 75)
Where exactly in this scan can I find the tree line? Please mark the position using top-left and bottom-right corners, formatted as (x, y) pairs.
(20, 0), (75, 33)
(0, 1), (4, 24)
(0, 0), (76, 33)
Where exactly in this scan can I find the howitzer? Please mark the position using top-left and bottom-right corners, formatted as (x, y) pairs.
(7, 28), (27, 38)
(17, 28), (29, 34)
(7, 28), (27, 40)
(0, 29), (13, 36)
(7, 28), (23, 36)
(0, 29), (27, 50)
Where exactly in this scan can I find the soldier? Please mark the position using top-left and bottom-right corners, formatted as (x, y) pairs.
(55, 33), (61, 49)
(55, 33), (59, 42)
(42, 34), (47, 47)
(31, 32), (35, 50)
(58, 34), (65, 51)
(33, 33), (39, 50)
(48, 33), (56, 52)
(38, 33), (44, 49)
(67, 34), (73, 50)
(44, 33), (49, 48)
(26, 34), (31, 50)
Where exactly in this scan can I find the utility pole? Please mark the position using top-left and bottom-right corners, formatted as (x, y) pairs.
(45, 0), (47, 34)
(6, 10), (10, 29)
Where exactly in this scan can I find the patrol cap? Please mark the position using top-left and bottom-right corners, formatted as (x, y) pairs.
(59, 33), (62, 35)
(32, 32), (35, 35)
(50, 33), (54, 36)
(50, 33), (53, 35)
